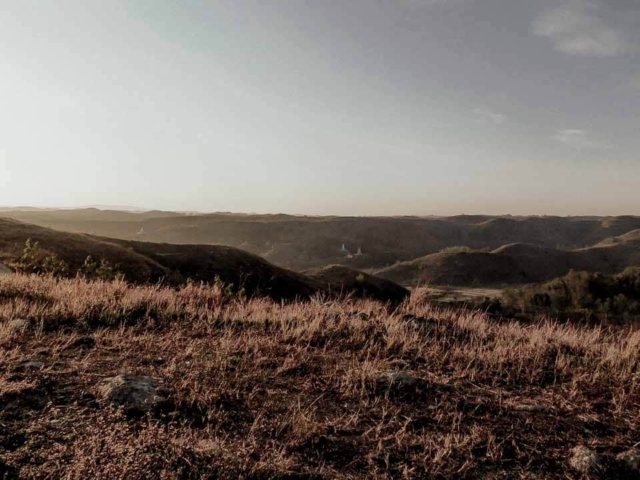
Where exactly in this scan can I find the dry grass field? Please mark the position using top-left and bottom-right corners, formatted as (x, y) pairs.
(1, 274), (640, 478)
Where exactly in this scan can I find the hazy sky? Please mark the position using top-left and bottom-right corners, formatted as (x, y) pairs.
(1, 0), (639, 215)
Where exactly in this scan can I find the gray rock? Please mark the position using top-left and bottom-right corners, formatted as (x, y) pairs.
(379, 371), (418, 386)
(569, 446), (602, 475)
(98, 374), (163, 411)
(6, 318), (29, 333)
(22, 360), (43, 369)
(617, 449), (640, 472)
(512, 404), (554, 414)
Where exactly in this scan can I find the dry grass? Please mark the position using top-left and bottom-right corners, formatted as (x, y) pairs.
(1, 275), (640, 479)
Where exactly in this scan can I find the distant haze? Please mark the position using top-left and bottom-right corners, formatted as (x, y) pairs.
(1, 1), (639, 216)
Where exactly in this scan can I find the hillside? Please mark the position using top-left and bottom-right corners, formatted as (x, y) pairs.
(595, 229), (640, 247)
(0, 218), (318, 301)
(503, 268), (640, 323)
(0, 218), (408, 303)
(1, 275), (640, 478)
(304, 265), (409, 304)
(377, 241), (640, 287)
(3, 209), (640, 271)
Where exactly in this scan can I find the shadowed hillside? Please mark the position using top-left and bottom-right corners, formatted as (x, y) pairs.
(305, 265), (409, 304)
(0, 218), (407, 303)
(377, 239), (640, 287)
(0, 218), (318, 301)
(3, 209), (640, 271)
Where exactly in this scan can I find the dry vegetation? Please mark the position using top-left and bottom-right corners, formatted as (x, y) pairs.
(1, 275), (640, 478)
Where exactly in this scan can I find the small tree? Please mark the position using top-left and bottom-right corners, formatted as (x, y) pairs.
(40, 254), (69, 277)
(17, 238), (68, 277)
(20, 238), (41, 273)
(79, 255), (123, 281)
(80, 255), (98, 278)
(96, 258), (118, 281)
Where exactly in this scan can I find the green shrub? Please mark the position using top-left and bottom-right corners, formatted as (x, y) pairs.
(504, 268), (640, 322)
(80, 255), (123, 281)
(18, 239), (68, 277)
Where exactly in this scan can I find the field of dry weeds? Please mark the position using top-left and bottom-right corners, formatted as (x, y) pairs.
(1, 275), (640, 479)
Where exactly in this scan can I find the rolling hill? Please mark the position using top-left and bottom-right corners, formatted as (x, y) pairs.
(305, 265), (409, 304)
(376, 238), (640, 287)
(0, 218), (407, 303)
(3, 209), (640, 271)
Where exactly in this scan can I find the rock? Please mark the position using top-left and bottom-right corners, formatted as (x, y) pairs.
(569, 446), (602, 475)
(21, 360), (43, 369)
(512, 404), (554, 414)
(98, 374), (163, 411)
(617, 449), (640, 472)
(379, 371), (418, 386)
(6, 318), (29, 333)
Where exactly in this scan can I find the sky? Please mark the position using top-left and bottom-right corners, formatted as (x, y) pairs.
(0, 0), (639, 216)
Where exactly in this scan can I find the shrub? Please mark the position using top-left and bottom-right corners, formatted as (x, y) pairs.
(504, 268), (640, 322)
(18, 239), (68, 277)
(80, 256), (123, 281)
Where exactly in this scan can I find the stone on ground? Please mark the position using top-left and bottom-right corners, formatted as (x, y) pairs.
(569, 446), (602, 475)
(98, 374), (162, 411)
(379, 371), (418, 386)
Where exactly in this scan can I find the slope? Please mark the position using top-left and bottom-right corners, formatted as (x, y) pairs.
(377, 241), (640, 287)
(0, 218), (316, 301)
(0, 218), (409, 303)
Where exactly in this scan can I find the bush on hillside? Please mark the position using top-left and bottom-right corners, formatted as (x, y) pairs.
(18, 238), (68, 277)
(80, 255), (123, 281)
(504, 268), (640, 322)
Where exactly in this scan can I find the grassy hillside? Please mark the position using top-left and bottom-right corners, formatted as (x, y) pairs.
(595, 229), (640, 247)
(0, 218), (317, 301)
(0, 218), (407, 303)
(3, 209), (640, 271)
(1, 275), (640, 478)
(377, 240), (640, 287)
(304, 265), (409, 304)
(504, 268), (640, 323)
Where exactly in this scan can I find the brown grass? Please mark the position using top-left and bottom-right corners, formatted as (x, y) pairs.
(1, 275), (640, 478)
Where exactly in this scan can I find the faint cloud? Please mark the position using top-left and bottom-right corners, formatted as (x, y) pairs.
(472, 108), (506, 125)
(552, 129), (609, 149)
(532, 0), (637, 57)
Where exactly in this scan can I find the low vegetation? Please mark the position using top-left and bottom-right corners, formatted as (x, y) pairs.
(2, 274), (640, 478)
(504, 268), (640, 324)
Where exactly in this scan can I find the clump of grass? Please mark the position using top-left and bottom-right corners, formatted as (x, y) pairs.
(1, 273), (639, 478)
